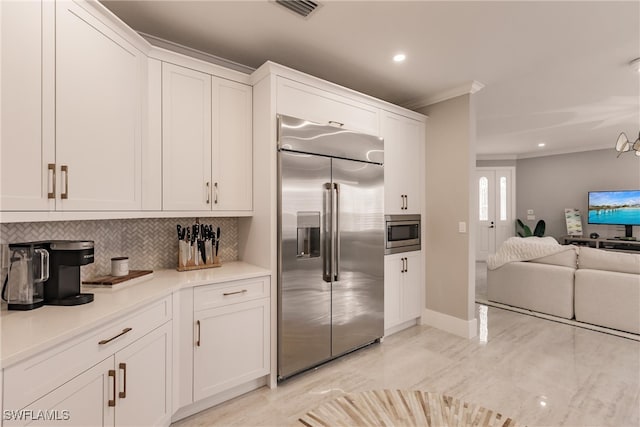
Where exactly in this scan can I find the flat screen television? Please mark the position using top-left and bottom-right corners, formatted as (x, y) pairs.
(588, 190), (640, 239)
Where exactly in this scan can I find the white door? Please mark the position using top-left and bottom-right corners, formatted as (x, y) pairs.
(0, 0), (55, 211)
(162, 63), (212, 211)
(381, 112), (423, 215)
(475, 168), (515, 261)
(5, 358), (114, 427)
(115, 322), (172, 427)
(55, 0), (143, 211)
(211, 77), (252, 211)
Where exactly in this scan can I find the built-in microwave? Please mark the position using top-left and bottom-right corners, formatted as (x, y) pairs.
(385, 214), (421, 254)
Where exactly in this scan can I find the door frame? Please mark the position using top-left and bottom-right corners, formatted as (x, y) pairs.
(474, 166), (516, 261)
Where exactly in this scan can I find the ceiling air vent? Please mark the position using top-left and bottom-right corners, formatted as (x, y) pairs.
(275, 0), (321, 18)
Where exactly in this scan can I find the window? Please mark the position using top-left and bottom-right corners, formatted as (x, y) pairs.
(499, 177), (507, 221)
(479, 177), (488, 221)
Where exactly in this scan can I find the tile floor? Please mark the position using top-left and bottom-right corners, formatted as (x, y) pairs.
(173, 302), (640, 426)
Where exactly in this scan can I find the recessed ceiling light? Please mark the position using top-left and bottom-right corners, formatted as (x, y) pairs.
(393, 53), (406, 63)
(538, 142), (546, 147)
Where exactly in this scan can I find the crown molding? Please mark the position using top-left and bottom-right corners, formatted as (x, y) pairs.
(139, 32), (255, 75)
(402, 80), (485, 110)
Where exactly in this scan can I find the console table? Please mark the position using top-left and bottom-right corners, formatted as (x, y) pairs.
(563, 236), (640, 253)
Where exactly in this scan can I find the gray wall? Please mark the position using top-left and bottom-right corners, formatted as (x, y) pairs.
(419, 94), (476, 322)
(516, 149), (640, 239)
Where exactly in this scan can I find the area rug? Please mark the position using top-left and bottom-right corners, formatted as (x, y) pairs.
(299, 390), (524, 427)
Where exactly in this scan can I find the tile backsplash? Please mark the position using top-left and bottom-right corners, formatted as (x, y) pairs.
(0, 217), (238, 280)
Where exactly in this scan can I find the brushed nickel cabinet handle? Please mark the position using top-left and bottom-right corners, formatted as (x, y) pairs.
(223, 289), (247, 296)
(405, 195), (408, 210)
(98, 327), (133, 345)
(328, 120), (344, 127)
(60, 165), (69, 199)
(47, 163), (56, 199)
(214, 182), (218, 204)
(108, 369), (116, 407)
(118, 363), (127, 399)
(196, 320), (201, 347)
(206, 182), (210, 204)
(405, 257), (408, 272)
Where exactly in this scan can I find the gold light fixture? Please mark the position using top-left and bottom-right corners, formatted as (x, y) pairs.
(615, 132), (640, 157)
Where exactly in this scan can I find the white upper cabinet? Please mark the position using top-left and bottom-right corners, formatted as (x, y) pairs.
(381, 111), (423, 215)
(0, 1), (55, 211)
(212, 77), (253, 211)
(55, 0), (144, 211)
(276, 77), (379, 135)
(162, 63), (213, 211)
(162, 62), (253, 212)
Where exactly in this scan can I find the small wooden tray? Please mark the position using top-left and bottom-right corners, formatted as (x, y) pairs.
(83, 270), (154, 286)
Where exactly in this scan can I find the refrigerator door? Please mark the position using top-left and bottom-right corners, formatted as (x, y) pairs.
(331, 158), (385, 357)
(278, 150), (332, 379)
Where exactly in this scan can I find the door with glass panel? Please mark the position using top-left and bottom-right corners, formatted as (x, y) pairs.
(476, 168), (515, 260)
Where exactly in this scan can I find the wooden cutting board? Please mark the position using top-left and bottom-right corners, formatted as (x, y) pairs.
(83, 270), (153, 286)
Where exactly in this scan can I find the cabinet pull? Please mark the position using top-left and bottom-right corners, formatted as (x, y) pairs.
(98, 327), (132, 345)
(47, 163), (56, 199)
(223, 289), (247, 296)
(196, 320), (201, 347)
(214, 182), (218, 204)
(405, 257), (408, 272)
(206, 182), (210, 204)
(401, 195), (405, 210)
(118, 363), (127, 399)
(404, 195), (408, 210)
(328, 120), (344, 127)
(60, 165), (69, 199)
(401, 257), (406, 273)
(108, 370), (116, 407)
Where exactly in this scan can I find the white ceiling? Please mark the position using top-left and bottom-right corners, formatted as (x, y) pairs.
(101, 0), (640, 159)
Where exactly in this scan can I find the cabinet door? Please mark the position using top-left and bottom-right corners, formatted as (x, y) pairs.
(115, 322), (172, 427)
(381, 112), (423, 215)
(212, 77), (253, 211)
(402, 251), (423, 320)
(0, 0), (55, 211)
(162, 63), (212, 211)
(3, 358), (114, 427)
(55, 0), (143, 211)
(384, 254), (403, 330)
(193, 298), (269, 401)
(277, 77), (379, 136)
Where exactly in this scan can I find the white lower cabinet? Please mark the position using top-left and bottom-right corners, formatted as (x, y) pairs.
(192, 277), (270, 402)
(384, 251), (423, 332)
(2, 297), (172, 427)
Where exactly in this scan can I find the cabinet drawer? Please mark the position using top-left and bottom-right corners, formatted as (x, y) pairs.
(3, 295), (172, 412)
(193, 276), (270, 311)
(277, 77), (379, 136)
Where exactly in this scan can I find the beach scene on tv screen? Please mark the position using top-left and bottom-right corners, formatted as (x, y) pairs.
(588, 190), (640, 225)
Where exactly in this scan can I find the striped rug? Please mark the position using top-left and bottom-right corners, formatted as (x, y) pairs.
(299, 390), (523, 427)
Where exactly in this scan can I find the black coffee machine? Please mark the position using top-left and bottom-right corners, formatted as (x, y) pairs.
(44, 240), (95, 306)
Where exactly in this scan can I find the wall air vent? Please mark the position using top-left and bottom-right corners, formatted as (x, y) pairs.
(275, 0), (321, 18)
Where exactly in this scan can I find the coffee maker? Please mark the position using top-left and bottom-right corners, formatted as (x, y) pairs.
(44, 240), (95, 306)
(2, 242), (50, 310)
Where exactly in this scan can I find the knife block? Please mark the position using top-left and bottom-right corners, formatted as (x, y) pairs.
(177, 243), (221, 272)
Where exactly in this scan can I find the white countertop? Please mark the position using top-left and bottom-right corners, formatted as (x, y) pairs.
(0, 261), (271, 368)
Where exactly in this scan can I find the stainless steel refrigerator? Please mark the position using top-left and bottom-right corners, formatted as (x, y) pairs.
(277, 114), (385, 380)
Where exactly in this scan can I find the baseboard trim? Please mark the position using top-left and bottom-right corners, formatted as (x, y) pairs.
(423, 308), (477, 339)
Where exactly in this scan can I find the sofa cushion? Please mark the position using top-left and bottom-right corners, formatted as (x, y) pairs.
(575, 269), (640, 334)
(578, 246), (640, 275)
(531, 248), (577, 268)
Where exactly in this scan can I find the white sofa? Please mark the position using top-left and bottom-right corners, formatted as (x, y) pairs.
(574, 247), (640, 334)
(487, 249), (577, 319)
(487, 245), (640, 335)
